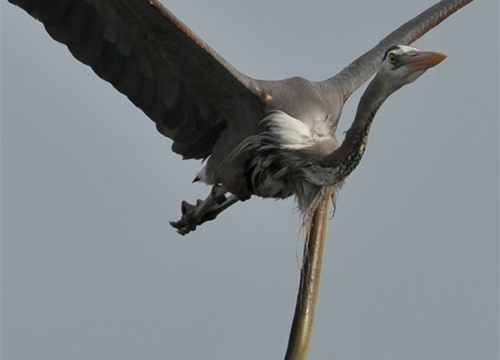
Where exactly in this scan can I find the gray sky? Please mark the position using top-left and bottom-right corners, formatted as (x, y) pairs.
(2, 1), (498, 359)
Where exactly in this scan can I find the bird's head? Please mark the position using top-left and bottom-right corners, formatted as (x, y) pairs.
(377, 45), (446, 91)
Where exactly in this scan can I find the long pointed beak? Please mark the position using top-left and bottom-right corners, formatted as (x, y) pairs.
(405, 51), (447, 71)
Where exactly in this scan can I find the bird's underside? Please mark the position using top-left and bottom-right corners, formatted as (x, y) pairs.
(7, 0), (474, 234)
(170, 105), (343, 235)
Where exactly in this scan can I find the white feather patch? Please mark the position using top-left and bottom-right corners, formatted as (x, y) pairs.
(262, 110), (331, 150)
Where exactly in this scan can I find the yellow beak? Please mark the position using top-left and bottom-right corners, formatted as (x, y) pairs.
(405, 51), (447, 71)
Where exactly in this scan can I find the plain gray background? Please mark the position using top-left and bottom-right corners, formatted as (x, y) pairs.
(2, 1), (498, 359)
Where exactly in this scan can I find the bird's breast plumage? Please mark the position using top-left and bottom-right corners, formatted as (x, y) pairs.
(225, 110), (339, 201)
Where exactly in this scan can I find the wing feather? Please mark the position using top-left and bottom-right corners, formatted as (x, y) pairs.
(324, 0), (475, 101)
(8, 0), (263, 160)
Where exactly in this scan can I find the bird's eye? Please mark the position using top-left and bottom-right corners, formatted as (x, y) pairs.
(388, 53), (397, 65)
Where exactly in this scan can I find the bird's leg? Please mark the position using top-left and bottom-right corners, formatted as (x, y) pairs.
(170, 185), (241, 235)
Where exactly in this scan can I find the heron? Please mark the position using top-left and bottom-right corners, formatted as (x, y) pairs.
(7, 0), (474, 235)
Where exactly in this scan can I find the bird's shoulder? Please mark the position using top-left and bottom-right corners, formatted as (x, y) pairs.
(254, 77), (343, 135)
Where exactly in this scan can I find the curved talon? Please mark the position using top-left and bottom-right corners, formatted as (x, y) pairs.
(181, 200), (196, 215)
(169, 218), (197, 236)
(169, 187), (241, 235)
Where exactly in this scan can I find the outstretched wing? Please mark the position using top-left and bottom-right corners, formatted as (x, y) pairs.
(325, 0), (474, 101)
(7, 0), (263, 160)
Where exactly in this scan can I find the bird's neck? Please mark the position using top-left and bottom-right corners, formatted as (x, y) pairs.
(321, 75), (393, 180)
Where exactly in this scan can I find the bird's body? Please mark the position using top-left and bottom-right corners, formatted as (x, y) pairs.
(6, 0), (473, 233)
(221, 46), (447, 216)
(201, 77), (343, 202)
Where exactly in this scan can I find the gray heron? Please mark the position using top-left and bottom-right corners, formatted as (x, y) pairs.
(6, 0), (474, 235)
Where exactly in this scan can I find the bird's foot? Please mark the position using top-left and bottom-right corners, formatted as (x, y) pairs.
(170, 185), (240, 235)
